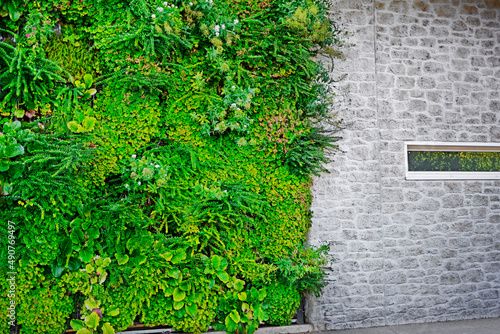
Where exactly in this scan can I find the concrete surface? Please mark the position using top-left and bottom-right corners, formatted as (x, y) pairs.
(316, 317), (500, 334)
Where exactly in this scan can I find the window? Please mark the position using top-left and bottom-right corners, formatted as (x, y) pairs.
(405, 142), (500, 180)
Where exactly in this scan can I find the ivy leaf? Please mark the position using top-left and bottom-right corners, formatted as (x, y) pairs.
(173, 287), (186, 302)
(102, 322), (115, 334)
(216, 271), (229, 283)
(85, 312), (99, 329)
(70, 319), (86, 331)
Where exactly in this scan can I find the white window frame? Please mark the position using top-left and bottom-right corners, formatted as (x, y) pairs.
(405, 141), (500, 180)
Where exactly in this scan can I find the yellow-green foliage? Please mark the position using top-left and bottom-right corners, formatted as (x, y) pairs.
(14, 265), (74, 334)
(0, 0), (345, 332)
(82, 84), (161, 185)
(45, 36), (102, 80)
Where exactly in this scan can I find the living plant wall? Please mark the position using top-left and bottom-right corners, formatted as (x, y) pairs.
(0, 0), (345, 333)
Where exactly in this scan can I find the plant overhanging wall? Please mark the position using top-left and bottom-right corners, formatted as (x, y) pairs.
(0, 0), (345, 333)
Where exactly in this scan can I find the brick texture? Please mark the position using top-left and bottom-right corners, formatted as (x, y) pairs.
(307, 0), (500, 330)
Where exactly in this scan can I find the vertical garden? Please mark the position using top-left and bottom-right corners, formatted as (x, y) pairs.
(0, 0), (345, 333)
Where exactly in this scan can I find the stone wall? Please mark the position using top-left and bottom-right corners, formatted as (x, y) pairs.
(307, 0), (500, 330)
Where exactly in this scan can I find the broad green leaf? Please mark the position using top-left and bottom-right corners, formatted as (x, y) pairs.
(99, 271), (108, 284)
(115, 253), (129, 265)
(79, 247), (93, 263)
(225, 315), (237, 332)
(229, 309), (240, 323)
(246, 320), (259, 334)
(219, 257), (228, 270)
(87, 88), (97, 96)
(216, 271), (229, 283)
(85, 297), (100, 311)
(103, 257), (111, 266)
(240, 313), (249, 323)
(10, 121), (21, 132)
(173, 300), (184, 310)
(68, 257), (81, 271)
(171, 249), (186, 264)
(85, 312), (99, 329)
(237, 292), (247, 301)
(254, 306), (265, 322)
(60, 238), (73, 257)
(243, 302), (251, 313)
(185, 303), (197, 319)
(0, 160), (10, 172)
(173, 287), (186, 302)
(167, 267), (181, 279)
(70, 228), (84, 244)
(179, 280), (189, 291)
(107, 306), (120, 317)
(136, 254), (147, 265)
(5, 144), (24, 158)
(13, 109), (24, 118)
(87, 227), (100, 240)
(102, 322), (115, 334)
(67, 121), (79, 133)
(164, 286), (174, 297)
(258, 288), (267, 301)
(76, 329), (91, 334)
(70, 218), (83, 229)
(234, 279), (245, 292)
(213, 322), (225, 331)
(70, 319), (86, 331)
(83, 116), (96, 131)
(211, 255), (221, 269)
(160, 251), (173, 262)
(50, 261), (64, 278)
(83, 74), (93, 88)
(81, 219), (92, 230)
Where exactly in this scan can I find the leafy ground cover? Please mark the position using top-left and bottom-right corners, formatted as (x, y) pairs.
(0, 0), (346, 333)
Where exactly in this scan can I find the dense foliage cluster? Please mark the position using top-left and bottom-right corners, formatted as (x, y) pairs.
(0, 0), (345, 333)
